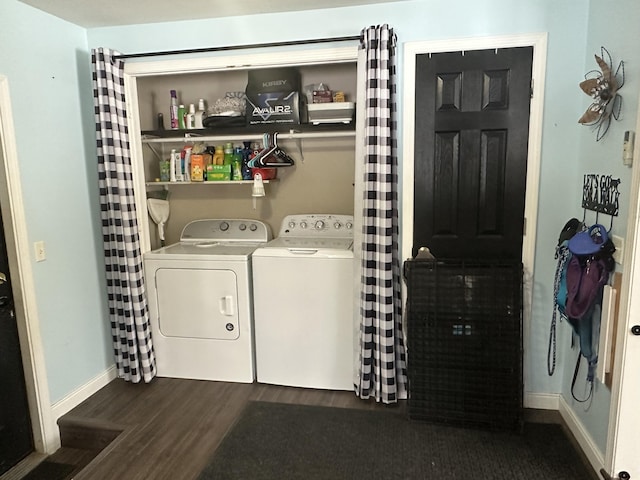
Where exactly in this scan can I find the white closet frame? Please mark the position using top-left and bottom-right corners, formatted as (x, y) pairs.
(123, 46), (360, 253)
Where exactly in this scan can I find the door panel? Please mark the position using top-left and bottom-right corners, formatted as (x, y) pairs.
(0, 210), (33, 475)
(414, 47), (533, 259)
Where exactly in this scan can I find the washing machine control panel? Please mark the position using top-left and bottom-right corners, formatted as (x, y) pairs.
(279, 215), (354, 238)
(180, 219), (272, 243)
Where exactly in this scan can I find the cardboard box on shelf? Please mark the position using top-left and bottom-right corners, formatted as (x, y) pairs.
(312, 90), (333, 103)
(245, 68), (305, 125)
(191, 154), (205, 182)
(206, 164), (231, 181)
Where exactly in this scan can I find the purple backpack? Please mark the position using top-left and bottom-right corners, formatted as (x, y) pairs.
(564, 253), (610, 402)
(565, 256), (609, 320)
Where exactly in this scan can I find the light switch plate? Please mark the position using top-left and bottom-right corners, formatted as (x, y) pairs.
(34, 241), (46, 262)
(612, 234), (624, 264)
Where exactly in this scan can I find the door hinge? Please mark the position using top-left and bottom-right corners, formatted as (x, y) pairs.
(523, 217), (527, 236)
(530, 79), (534, 99)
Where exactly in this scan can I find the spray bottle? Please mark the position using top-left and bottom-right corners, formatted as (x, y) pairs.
(169, 148), (177, 182)
(195, 99), (206, 129)
(186, 104), (196, 129)
(170, 90), (179, 129)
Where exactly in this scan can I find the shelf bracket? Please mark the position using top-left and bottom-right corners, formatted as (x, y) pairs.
(146, 143), (164, 163)
(289, 129), (304, 162)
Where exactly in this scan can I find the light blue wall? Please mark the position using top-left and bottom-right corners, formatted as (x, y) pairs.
(86, 0), (601, 440)
(0, 1), (112, 403)
(88, 0), (624, 452)
(87, 5), (590, 393)
(560, 0), (640, 454)
(5, 0), (632, 458)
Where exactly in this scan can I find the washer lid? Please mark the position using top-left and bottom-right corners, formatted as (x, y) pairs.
(253, 236), (353, 259)
(262, 237), (353, 250)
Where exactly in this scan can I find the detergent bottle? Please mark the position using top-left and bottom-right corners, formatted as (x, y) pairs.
(223, 142), (234, 166)
(212, 145), (224, 165)
(232, 146), (243, 181)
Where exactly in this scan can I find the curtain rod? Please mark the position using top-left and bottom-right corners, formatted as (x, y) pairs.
(113, 36), (361, 60)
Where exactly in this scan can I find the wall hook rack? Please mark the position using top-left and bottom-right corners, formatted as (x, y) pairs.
(582, 173), (620, 229)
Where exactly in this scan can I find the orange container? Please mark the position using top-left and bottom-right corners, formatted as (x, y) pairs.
(191, 154), (205, 182)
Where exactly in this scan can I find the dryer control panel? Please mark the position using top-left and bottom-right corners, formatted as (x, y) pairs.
(280, 214), (354, 238)
(180, 219), (272, 243)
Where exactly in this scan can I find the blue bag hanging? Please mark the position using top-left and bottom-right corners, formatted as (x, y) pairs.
(548, 218), (581, 376)
(564, 228), (613, 402)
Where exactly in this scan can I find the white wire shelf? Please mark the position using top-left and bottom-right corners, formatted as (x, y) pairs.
(146, 180), (274, 186)
(140, 125), (356, 144)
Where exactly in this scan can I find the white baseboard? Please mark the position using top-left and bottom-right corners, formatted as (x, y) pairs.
(50, 365), (117, 422)
(559, 395), (605, 475)
(524, 392), (559, 410)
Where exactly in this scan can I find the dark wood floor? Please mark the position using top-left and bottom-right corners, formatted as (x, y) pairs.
(52, 378), (394, 480)
(8, 377), (593, 480)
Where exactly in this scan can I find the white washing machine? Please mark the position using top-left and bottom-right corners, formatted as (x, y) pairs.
(252, 214), (354, 390)
(143, 219), (271, 383)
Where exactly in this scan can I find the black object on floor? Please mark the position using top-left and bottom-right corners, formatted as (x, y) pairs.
(21, 460), (75, 480)
(404, 259), (523, 431)
(198, 401), (595, 480)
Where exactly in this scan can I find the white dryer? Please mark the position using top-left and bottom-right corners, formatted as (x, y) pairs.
(252, 214), (354, 390)
(143, 219), (271, 383)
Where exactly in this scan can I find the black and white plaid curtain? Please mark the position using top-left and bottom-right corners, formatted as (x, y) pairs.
(92, 48), (156, 383)
(356, 25), (407, 403)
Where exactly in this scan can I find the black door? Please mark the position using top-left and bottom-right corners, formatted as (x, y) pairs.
(413, 47), (533, 259)
(0, 208), (33, 475)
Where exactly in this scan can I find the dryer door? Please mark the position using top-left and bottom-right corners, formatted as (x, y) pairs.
(155, 268), (239, 340)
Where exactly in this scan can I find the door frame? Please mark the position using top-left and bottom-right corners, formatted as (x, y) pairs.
(402, 33), (548, 407)
(0, 76), (57, 455)
(122, 46), (359, 255)
(604, 89), (640, 477)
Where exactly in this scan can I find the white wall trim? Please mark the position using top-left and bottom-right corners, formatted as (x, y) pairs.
(524, 392), (559, 410)
(50, 365), (117, 422)
(559, 395), (605, 476)
(124, 45), (360, 254)
(402, 32), (548, 394)
(123, 46), (359, 76)
(0, 76), (58, 454)
(123, 74), (150, 254)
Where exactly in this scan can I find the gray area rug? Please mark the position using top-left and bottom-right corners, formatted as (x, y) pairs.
(198, 401), (594, 480)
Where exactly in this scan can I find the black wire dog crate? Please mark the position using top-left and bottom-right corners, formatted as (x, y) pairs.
(404, 259), (523, 431)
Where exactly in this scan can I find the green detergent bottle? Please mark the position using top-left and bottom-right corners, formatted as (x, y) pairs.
(232, 146), (243, 181)
(223, 142), (234, 165)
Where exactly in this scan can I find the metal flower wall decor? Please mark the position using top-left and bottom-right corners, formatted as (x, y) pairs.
(578, 46), (625, 141)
